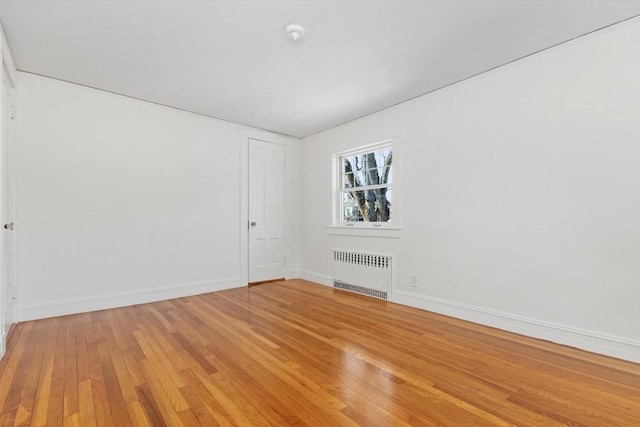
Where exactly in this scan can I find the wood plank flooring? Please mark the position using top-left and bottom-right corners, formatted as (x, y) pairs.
(0, 279), (638, 426)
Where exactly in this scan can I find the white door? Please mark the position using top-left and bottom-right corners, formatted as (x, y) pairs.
(1, 67), (16, 356)
(248, 139), (285, 283)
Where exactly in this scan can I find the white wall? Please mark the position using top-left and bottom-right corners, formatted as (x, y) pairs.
(16, 72), (299, 320)
(300, 19), (640, 362)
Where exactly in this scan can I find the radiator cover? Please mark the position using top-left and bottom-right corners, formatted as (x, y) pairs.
(331, 250), (392, 300)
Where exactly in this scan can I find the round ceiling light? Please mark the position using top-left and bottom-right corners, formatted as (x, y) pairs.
(285, 24), (305, 42)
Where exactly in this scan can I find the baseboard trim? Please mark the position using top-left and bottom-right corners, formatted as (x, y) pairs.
(298, 269), (639, 363)
(18, 277), (245, 321)
(300, 270), (332, 287)
(392, 289), (640, 363)
(285, 270), (301, 280)
(0, 331), (5, 359)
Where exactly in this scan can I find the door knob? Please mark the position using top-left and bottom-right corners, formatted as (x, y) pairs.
(250, 221), (257, 227)
(3, 222), (14, 231)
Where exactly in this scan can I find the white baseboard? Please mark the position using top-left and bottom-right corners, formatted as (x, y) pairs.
(392, 289), (640, 363)
(300, 270), (332, 287)
(0, 332), (5, 359)
(18, 277), (245, 322)
(297, 270), (639, 363)
(285, 270), (301, 280)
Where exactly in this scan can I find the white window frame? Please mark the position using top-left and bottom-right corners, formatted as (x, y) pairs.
(328, 137), (402, 238)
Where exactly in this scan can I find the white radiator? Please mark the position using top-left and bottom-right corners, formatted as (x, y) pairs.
(331, 250), (392, 300)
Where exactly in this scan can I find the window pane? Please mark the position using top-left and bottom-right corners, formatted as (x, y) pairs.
(344, 171), (367, 188)
(342, 156), (368, 188)
(343, 155), (358, 172)
(382, 188), (392, 222)
(343, 172), (354, 188)
(342, 157), (351, 173)
(362, 167), (380, 185)
(382, 165), (393, 185)
(378, 149), (392, 185)
(354, 168), (366, 186)
(376, 187), (391, 222)
(342, 187), (392, 223)
(342, 191), (363, 222)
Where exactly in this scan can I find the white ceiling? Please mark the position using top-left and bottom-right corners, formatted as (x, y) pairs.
(0, 1), (638, 138)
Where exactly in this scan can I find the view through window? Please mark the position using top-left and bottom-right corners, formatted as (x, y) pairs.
(340, 144), (393, 223)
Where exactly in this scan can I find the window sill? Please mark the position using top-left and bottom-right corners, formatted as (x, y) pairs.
(325, 226), (402, 238)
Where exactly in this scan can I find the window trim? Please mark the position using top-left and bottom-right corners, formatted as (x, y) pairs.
(329, 137), (401, 236)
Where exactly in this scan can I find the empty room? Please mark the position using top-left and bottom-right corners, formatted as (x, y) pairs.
(0, 1), (638, 426)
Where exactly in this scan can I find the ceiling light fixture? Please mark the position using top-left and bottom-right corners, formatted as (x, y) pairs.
(285, 24), (305, 42)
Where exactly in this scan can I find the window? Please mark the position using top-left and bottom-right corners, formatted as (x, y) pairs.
(337, 142), (393, 226)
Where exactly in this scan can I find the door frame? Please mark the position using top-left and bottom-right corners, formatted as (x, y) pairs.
(240, 129), (299, 286)
(0, 35), (17, 358)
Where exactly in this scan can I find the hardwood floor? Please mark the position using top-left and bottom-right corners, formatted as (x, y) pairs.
(0, 279), (638, 426)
